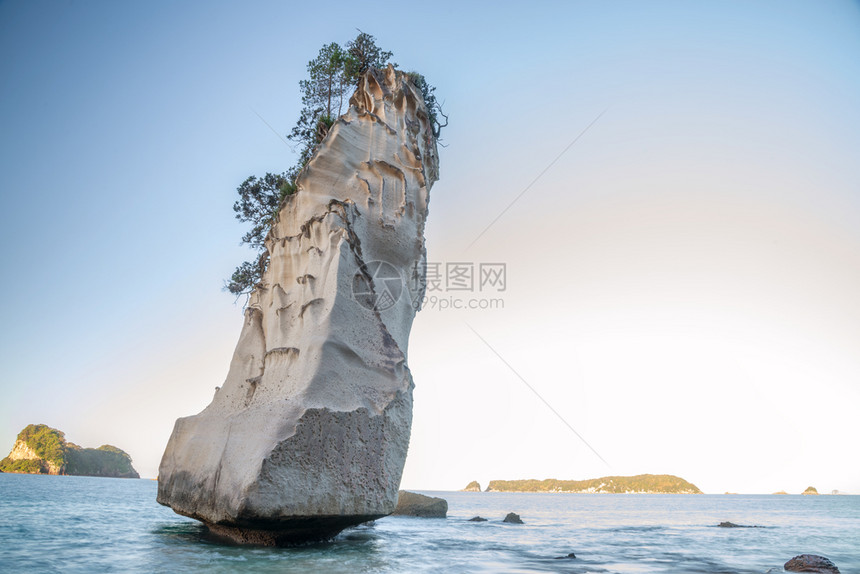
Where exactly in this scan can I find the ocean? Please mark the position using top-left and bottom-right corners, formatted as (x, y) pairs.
(0, 473), (856, 573)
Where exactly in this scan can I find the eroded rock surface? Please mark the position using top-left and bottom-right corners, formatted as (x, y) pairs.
(157, 65), (438, 545)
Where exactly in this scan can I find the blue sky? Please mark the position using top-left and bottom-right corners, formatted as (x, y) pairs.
(2, 1), (859, 493)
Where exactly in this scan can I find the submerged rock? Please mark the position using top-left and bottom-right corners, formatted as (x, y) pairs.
(717, 521), (760, 528)
(503, 512), (524, 524)
(391, 491), (447, 518)
(468, 516), (488, 522)
(156, 66), (439, 545)
(784, 554), (840, 573)
(554, 553), (577, 560)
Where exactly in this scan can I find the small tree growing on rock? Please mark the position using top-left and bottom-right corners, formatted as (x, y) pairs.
(226, 170), (296, 295)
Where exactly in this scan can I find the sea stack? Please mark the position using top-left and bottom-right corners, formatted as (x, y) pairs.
(157, 65), (438, 545)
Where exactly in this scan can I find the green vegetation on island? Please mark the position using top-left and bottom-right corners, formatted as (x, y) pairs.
(802, 486), (819, 495)
(462, 481), (482, 492)
(0, 424), (139, 478)
(485, 474), (702, 494)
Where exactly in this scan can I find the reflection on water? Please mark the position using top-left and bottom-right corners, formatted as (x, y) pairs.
(0, 474), (858, 573)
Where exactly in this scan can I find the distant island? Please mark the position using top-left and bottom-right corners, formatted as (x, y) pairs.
(0, 424), (139, 478)
(773, 487), (822, 495)
(483, 474), (702, 494)
(462, 481), (481, 492)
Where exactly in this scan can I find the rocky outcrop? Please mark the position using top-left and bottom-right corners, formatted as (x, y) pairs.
(468, 516), (487, 522)
(391, 491), (448, 518)
(462, 481), (481, 492)
(157, 66), (439, 545)
(5, 439), (62, 474)
(802, 486), (819, 495)
(784, 554), (840, 573)
(503, 512), (524, 524)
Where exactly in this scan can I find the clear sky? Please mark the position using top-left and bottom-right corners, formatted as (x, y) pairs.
(1, 1), (859, 494)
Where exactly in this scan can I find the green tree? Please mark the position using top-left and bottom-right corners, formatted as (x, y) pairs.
(289, 42), (352, 165)
(226, 171), (296, 296)
(289, 32), (394, 165)
(344, 30), (394, 81)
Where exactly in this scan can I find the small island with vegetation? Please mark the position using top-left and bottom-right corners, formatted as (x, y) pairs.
(0, 424), (139, 478)
(484, 474), (702, 494)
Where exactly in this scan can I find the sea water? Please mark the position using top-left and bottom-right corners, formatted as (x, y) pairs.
(0, 473), (857, 573)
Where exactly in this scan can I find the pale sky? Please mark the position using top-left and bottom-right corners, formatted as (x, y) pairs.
(1, 1), (859, 494)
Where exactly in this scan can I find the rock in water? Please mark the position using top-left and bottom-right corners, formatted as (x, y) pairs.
(503, 512), (524, 524)
(157, 65), (439, 545)
(784, 554), (840, 573)
(391, 491), (448, 518)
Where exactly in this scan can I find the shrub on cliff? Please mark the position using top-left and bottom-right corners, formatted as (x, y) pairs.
(0, 458), (44, 473)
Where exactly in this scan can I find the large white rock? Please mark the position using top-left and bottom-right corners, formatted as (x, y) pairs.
(157, 66), (438, 544)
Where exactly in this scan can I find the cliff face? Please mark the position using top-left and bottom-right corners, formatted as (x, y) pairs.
(4, 439), (62, 474)
(0, 424), (139, 478)
(157, 66), (438, 545)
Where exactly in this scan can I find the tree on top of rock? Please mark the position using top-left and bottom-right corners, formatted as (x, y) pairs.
(344, 31), (395, 80)
(289, 31), (395, 167)
(225, 31), (443, 297)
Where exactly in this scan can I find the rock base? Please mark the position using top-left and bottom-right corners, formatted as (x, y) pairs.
(204, 515), (384, 546)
